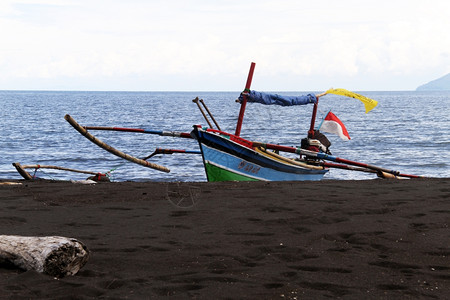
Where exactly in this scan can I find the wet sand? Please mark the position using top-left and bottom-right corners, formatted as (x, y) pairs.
(0, 178), (449, 299)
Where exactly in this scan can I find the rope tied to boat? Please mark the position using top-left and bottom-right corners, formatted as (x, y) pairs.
(94, 172), (109, 181)
(32, 165), (57, 180)
(32, 165), (41, 179)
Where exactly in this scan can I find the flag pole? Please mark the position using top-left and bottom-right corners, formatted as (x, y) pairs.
(235, 62), (256, 136)
(317, 110), (331, 131)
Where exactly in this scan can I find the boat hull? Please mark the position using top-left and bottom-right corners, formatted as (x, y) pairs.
(193, 127), (328, 182)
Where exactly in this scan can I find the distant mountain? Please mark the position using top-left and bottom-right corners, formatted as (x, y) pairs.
(416, 73), (450, 91)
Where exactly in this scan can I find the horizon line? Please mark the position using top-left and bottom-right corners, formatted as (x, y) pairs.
(0, 88), (431, 93)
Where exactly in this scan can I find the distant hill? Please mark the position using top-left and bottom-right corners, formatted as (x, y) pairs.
(416, 73), (450, 91)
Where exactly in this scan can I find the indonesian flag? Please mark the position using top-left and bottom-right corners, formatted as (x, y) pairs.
(319, 111), (351, 140)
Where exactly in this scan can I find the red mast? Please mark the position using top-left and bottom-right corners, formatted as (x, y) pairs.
(235, 62), (256, 136)
(308, 96), (319, 138)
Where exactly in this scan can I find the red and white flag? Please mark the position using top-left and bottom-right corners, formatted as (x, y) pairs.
(319, 111), (351, 140)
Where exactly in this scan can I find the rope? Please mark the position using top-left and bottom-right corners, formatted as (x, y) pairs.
(32, 165), (40, 179)
(32, 167), (57, 181)
(101, 148), (155, 181)
(30, 164), (113, 181)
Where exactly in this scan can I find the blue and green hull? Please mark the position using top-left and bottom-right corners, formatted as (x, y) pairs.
(193, 127), (328, 182)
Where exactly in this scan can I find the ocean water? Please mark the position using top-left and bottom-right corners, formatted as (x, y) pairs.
(0, 90), (449, 182)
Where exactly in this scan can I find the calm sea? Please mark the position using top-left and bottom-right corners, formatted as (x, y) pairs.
(0, 90), (448, 181)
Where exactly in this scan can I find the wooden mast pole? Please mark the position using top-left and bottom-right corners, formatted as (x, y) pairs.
(192, 97), (214, 128)
(235, 62), (256, 136)
(308, 96), (319, 138)
(199, 98), (221, 130)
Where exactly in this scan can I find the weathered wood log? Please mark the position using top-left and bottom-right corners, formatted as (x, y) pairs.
(0, 235), (89, 277)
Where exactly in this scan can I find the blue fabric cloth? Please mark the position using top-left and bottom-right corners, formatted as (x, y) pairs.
(240, 90), (317, 106)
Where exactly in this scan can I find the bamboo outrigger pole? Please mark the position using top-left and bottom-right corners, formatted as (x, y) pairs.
(12, 162), (33, 180)
(64, 115), (170, 173)
(16, 164), (101, 175)
(12, 162), (105, 180)
(82, 126), (192, 138)
(142, 148), (201, 160)
(252, 141), (423, 179)
(302, 149), (423, 178)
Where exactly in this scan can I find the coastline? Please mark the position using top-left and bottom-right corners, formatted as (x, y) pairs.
(1, 178), (449, 299)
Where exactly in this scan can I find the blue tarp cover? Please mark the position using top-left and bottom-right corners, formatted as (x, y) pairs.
(240, 90), (316, 106)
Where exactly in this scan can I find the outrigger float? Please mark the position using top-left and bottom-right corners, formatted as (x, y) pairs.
(12, 162), (110, 181)
(60, 62), (422, 182)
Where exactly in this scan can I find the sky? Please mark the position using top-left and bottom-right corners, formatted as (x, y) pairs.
(1, 0), (450, 91)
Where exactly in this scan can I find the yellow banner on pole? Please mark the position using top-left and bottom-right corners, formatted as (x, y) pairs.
(325, 88), (378, 113)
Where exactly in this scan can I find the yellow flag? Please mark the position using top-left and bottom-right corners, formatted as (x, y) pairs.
(325, 88), (378, 113)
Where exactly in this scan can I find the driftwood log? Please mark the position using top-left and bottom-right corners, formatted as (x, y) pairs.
(0, 235), (89, 277)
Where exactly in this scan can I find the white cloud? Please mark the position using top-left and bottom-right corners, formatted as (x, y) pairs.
(1, 0), (450, 90)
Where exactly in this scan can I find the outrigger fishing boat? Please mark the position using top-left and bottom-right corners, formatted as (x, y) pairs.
(63, 62), (422, 181)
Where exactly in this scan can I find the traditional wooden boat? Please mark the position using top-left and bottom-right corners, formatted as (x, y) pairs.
(63, 62), (422, 181)
(191, 127), (328, 181)
(190, 62), (392, 181)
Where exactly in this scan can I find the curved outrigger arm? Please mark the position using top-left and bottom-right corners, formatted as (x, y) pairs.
(12, 162), (104, 180)
(64, 114), (170, 173)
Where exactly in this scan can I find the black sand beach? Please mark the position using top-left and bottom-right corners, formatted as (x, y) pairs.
(0, 178), (449, 299)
